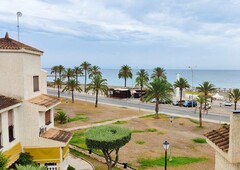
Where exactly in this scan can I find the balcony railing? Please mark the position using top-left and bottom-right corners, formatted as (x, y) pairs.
(46, 165), (58, 170)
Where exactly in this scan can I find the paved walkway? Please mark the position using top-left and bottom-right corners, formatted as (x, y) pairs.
(69, 154), (94, 170)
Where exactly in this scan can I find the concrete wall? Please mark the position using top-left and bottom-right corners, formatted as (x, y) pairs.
(215, 152), (240, 170)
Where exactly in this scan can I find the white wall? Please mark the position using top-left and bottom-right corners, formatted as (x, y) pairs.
(0, 51), (43, 100)
(0, 106), (21, 152)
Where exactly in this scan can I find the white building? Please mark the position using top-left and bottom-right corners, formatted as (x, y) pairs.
(0, 32), (71, 169)
(205, 110), (240, 170)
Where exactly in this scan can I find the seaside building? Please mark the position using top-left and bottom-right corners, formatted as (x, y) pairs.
(0, 32), (71, 169)
(204, 110), (240, 169)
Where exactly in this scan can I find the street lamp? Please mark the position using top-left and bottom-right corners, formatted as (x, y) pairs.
(188, 66), (194, 108)
(16, 12), (22, 41)
(163, 141), (170, 170)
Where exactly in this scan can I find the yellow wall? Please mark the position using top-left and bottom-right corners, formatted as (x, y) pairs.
(4, 142), (22, 166)
(24, 147), (60, 163)
(62, 144), (69, 159)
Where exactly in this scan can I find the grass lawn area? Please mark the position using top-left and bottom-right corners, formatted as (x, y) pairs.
(138, 156), (208, 169)
(192, 138), (207, 143)
(56, 99), (222, 170)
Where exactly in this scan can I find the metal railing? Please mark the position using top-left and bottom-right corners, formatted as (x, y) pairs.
(46, 165), (58, 170)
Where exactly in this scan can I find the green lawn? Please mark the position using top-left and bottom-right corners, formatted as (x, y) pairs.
(138, 156), (208, 168)
(112, 121), (128, 125)
(68, 116), (89, 122)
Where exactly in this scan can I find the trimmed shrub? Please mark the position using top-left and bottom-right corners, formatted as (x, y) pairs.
(0, 151), (8, 169)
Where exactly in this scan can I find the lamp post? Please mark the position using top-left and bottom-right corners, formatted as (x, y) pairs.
(188, 66), (194, 108)
(163, 141), (170, 170)
(16, 12), (22, 41)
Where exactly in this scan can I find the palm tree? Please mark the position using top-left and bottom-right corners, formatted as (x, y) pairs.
(16, 164), (47, 170)
(144, 78), (173, 118)
(58, 65), (65, 88)
(196, 95), (205, 127)
(62, 79), (82, 103)
(54, 78), (63, 98)
(151, 67), (166, 79)
(228, 88), (240, 110)
(196, 81), (216, 111)
(86, 75), (108, 107)
(81, 61), (91, 92)
(135, 69), (149, 100)
(89, 65), (102, 79)
(173, 78), (190, 106)
(51, 65), (59, 87)
(73, 66), (83, 84)
(64, 68), (74, 83)
(118, 65), (132, 87)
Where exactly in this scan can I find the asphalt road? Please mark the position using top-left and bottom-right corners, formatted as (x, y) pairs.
(47, 88), (230, 124)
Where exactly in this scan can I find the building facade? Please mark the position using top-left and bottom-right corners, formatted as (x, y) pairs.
(0, 32), (71, 169)
(205, 110), (240, 170)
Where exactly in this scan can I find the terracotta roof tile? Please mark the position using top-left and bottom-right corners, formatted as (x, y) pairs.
(0, 95), (21, 111)
(41, 128), (72, 143)
(28, 94), (60, 108)
(204, 125), (229, 152)
(0, 32), (43, 53)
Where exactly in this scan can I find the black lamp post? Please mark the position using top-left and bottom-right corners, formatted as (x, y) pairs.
(163, 141), (170, 170)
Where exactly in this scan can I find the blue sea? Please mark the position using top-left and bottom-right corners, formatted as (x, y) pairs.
(43, 68), (240, 89)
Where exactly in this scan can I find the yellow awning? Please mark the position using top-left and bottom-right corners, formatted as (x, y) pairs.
(24, 147), (60, 163)
(4, 142), (22, 166)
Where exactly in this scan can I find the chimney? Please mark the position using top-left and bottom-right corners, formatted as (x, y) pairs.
(5, 32), (9, 39)
(228, 110), (240, 163)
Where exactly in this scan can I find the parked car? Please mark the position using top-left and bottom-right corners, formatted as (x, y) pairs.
(199, 103), (211, 109)
(172, 100), (185, 106)
(224, 101), (232, 106)
(151, 98), (172, 104)
(183, 100), (197, 107)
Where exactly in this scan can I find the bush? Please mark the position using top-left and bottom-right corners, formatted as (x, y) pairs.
(15, 152), (36, 166)
(67, 165), (76, 170)
(55, 111), (68, 124)
(15, 164), (47, 170)
(192, 138), (206, 143)
(0, 151), (8, 169)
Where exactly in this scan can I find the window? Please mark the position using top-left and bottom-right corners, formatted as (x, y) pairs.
(45, 110), (51, 125)
(33, 76), (39, 92)
(8, 110), (15, 142)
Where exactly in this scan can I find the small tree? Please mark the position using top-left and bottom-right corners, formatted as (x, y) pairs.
(228, 88), (240, 110)
(55, 111), (68, 124)
(85, 125), (131, 170)
(62, 79), (82, 103)
(86, 75), (108, 107)
(0, 151), (8, 169)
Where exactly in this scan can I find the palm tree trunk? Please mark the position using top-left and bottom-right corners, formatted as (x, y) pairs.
(235, 102), (237, 110)
(124, 77), (126, 87)
(155, 99), (159, 118)
(84, 69), (87, 92)
(72, 90), (74, 103)
(60, 71), (62, 88)
(95, 90), (99, 107)
(57, 85), (60, 98)
(140, 85), (143, 101)
(204, 96), (207, 114)
(54, 73), (57, 88)
(199, 104), (202, 127)
(180, 88), (183, 107)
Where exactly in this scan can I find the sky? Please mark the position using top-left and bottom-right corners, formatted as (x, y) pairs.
(0, 0), (240, 69)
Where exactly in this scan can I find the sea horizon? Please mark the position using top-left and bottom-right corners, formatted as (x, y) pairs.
(43, 68), (240, 89)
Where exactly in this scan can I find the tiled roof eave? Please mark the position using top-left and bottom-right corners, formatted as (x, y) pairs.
(0, 48), (43, 56)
